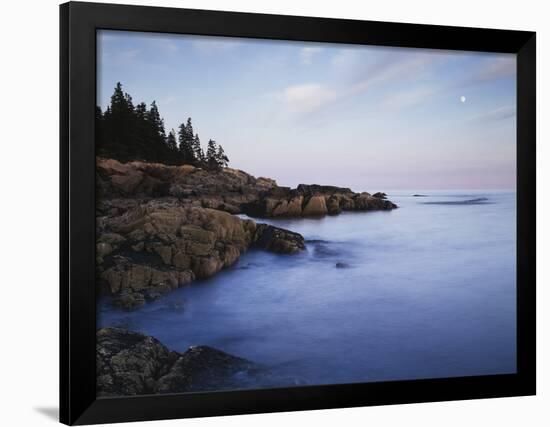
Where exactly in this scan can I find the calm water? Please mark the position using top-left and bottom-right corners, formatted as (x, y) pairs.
(98, 190), (516, 387)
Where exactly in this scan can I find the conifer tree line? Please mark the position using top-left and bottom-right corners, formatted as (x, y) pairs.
(96, 82), (229, 169)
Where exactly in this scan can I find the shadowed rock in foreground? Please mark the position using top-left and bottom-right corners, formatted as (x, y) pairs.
(97, 327), (301, 396)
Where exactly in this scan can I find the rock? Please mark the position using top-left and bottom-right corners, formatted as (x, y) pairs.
(295, 184), (353, 196)
(97, 327), (296, 396)
(353, 193), (397, 210)
(253, 224), (306, 254)
(97, 157), (397, 219)
(156, 345), (257, 394)
(326, 195), (342, 215)
(95, 157), (396, 304)
(97, 201), (304, 305)
(302, 195), (328, 216)
(335, 262), (350, 269)
(96, 327), (179, 396)
(113, 290), (146, 309)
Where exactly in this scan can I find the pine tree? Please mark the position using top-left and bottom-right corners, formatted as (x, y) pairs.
(216, 144), (229, 167)
(178, 121), (195, 163)
(206, 139), (219, 169)
(166, 129), (177, 151)
(147, 101), (166, 140)
(96, 83), (231, 167)
(184, 117), (194, 142)
(192, 134), (203, 162)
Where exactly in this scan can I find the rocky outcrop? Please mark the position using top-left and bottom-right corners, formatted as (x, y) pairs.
(241, 184), (397, 218)
(96, 157), (276, 215)
(97, 200), (305, 307)
(97, 158), (397, 218)
(95, 157), (396, 306)
(97, 327), (290, 396)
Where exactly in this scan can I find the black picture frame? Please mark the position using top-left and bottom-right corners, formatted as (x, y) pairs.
(60, 1), (536, 425)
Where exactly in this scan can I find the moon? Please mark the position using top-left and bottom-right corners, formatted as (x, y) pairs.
(460, 96), (466, 103)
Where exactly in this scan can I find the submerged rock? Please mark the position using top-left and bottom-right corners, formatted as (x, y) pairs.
(97, 327), (301, 396)
(335, 262), (351, 269)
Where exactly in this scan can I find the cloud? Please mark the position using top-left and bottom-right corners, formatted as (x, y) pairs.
(276, 53), (440, 117)
(121, 49), (140, 59)
(281, 83), (338, 114)
(331, 49), (360, 68)
(468, 56), (516, 83)
(191, 38), (241, 55)
(381, 87), (435, 110)
(300, 47), (322, 65)
(470, 105), (516, 123)
(159, 96), (176, 106)
(157, 38), (179, 53)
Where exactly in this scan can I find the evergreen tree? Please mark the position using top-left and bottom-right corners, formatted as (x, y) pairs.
(147, 101), (166, 142)
(192, 134), (203, 162)
(166, 129), (177, 151)
(96, 83), (230, 167)
(206, 139), (219, 169)
(216, 144), (229, 167)
(178, 121), (195, 163)
(184, 117), (194, 142)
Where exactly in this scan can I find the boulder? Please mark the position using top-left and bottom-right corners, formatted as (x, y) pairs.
(96, 327), (177, 396)
(253, 224), (306, 254)
(302, 195), (328, 216)
(97, 327), (298, 396)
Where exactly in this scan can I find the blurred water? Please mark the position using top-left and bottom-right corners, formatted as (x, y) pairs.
(98, 190), (516, 387)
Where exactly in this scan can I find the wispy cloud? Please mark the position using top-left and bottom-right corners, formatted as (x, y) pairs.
(191, 38), (241, 55)
(156, 38), (179, 53)
(470, 105), (516, 123)
(121, 49), (140, 59)
(471, 56), (516, 82)
(280, 83), (338, 114)
(278, 53), (439, 116)
(300, 47), (322, 65)
(381, 86), (436, 110)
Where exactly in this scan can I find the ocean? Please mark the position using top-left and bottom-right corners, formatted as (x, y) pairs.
(98, 190), (517, 388)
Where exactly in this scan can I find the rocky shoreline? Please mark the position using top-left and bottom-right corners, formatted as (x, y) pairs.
(97, 327), (301, 396)
(96, 158), (397, 308)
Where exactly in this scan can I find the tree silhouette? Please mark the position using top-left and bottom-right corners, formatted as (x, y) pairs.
(192, 134), (203, 163)
(178, 120), (195, 163)
(216, 145), (229, 168)
(166, 129), (177, 151)
(96, 83), (229, 167)
(206, 139), (220, 170)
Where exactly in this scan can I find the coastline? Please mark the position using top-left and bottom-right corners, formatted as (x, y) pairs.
(96, 157), (398, 396)
(96, 157), (397, 308)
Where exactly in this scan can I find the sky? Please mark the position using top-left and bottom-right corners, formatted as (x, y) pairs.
(97, 30), (516, 191)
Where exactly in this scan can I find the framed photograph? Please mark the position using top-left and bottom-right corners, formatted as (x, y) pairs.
(60, 1), (536, 425)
